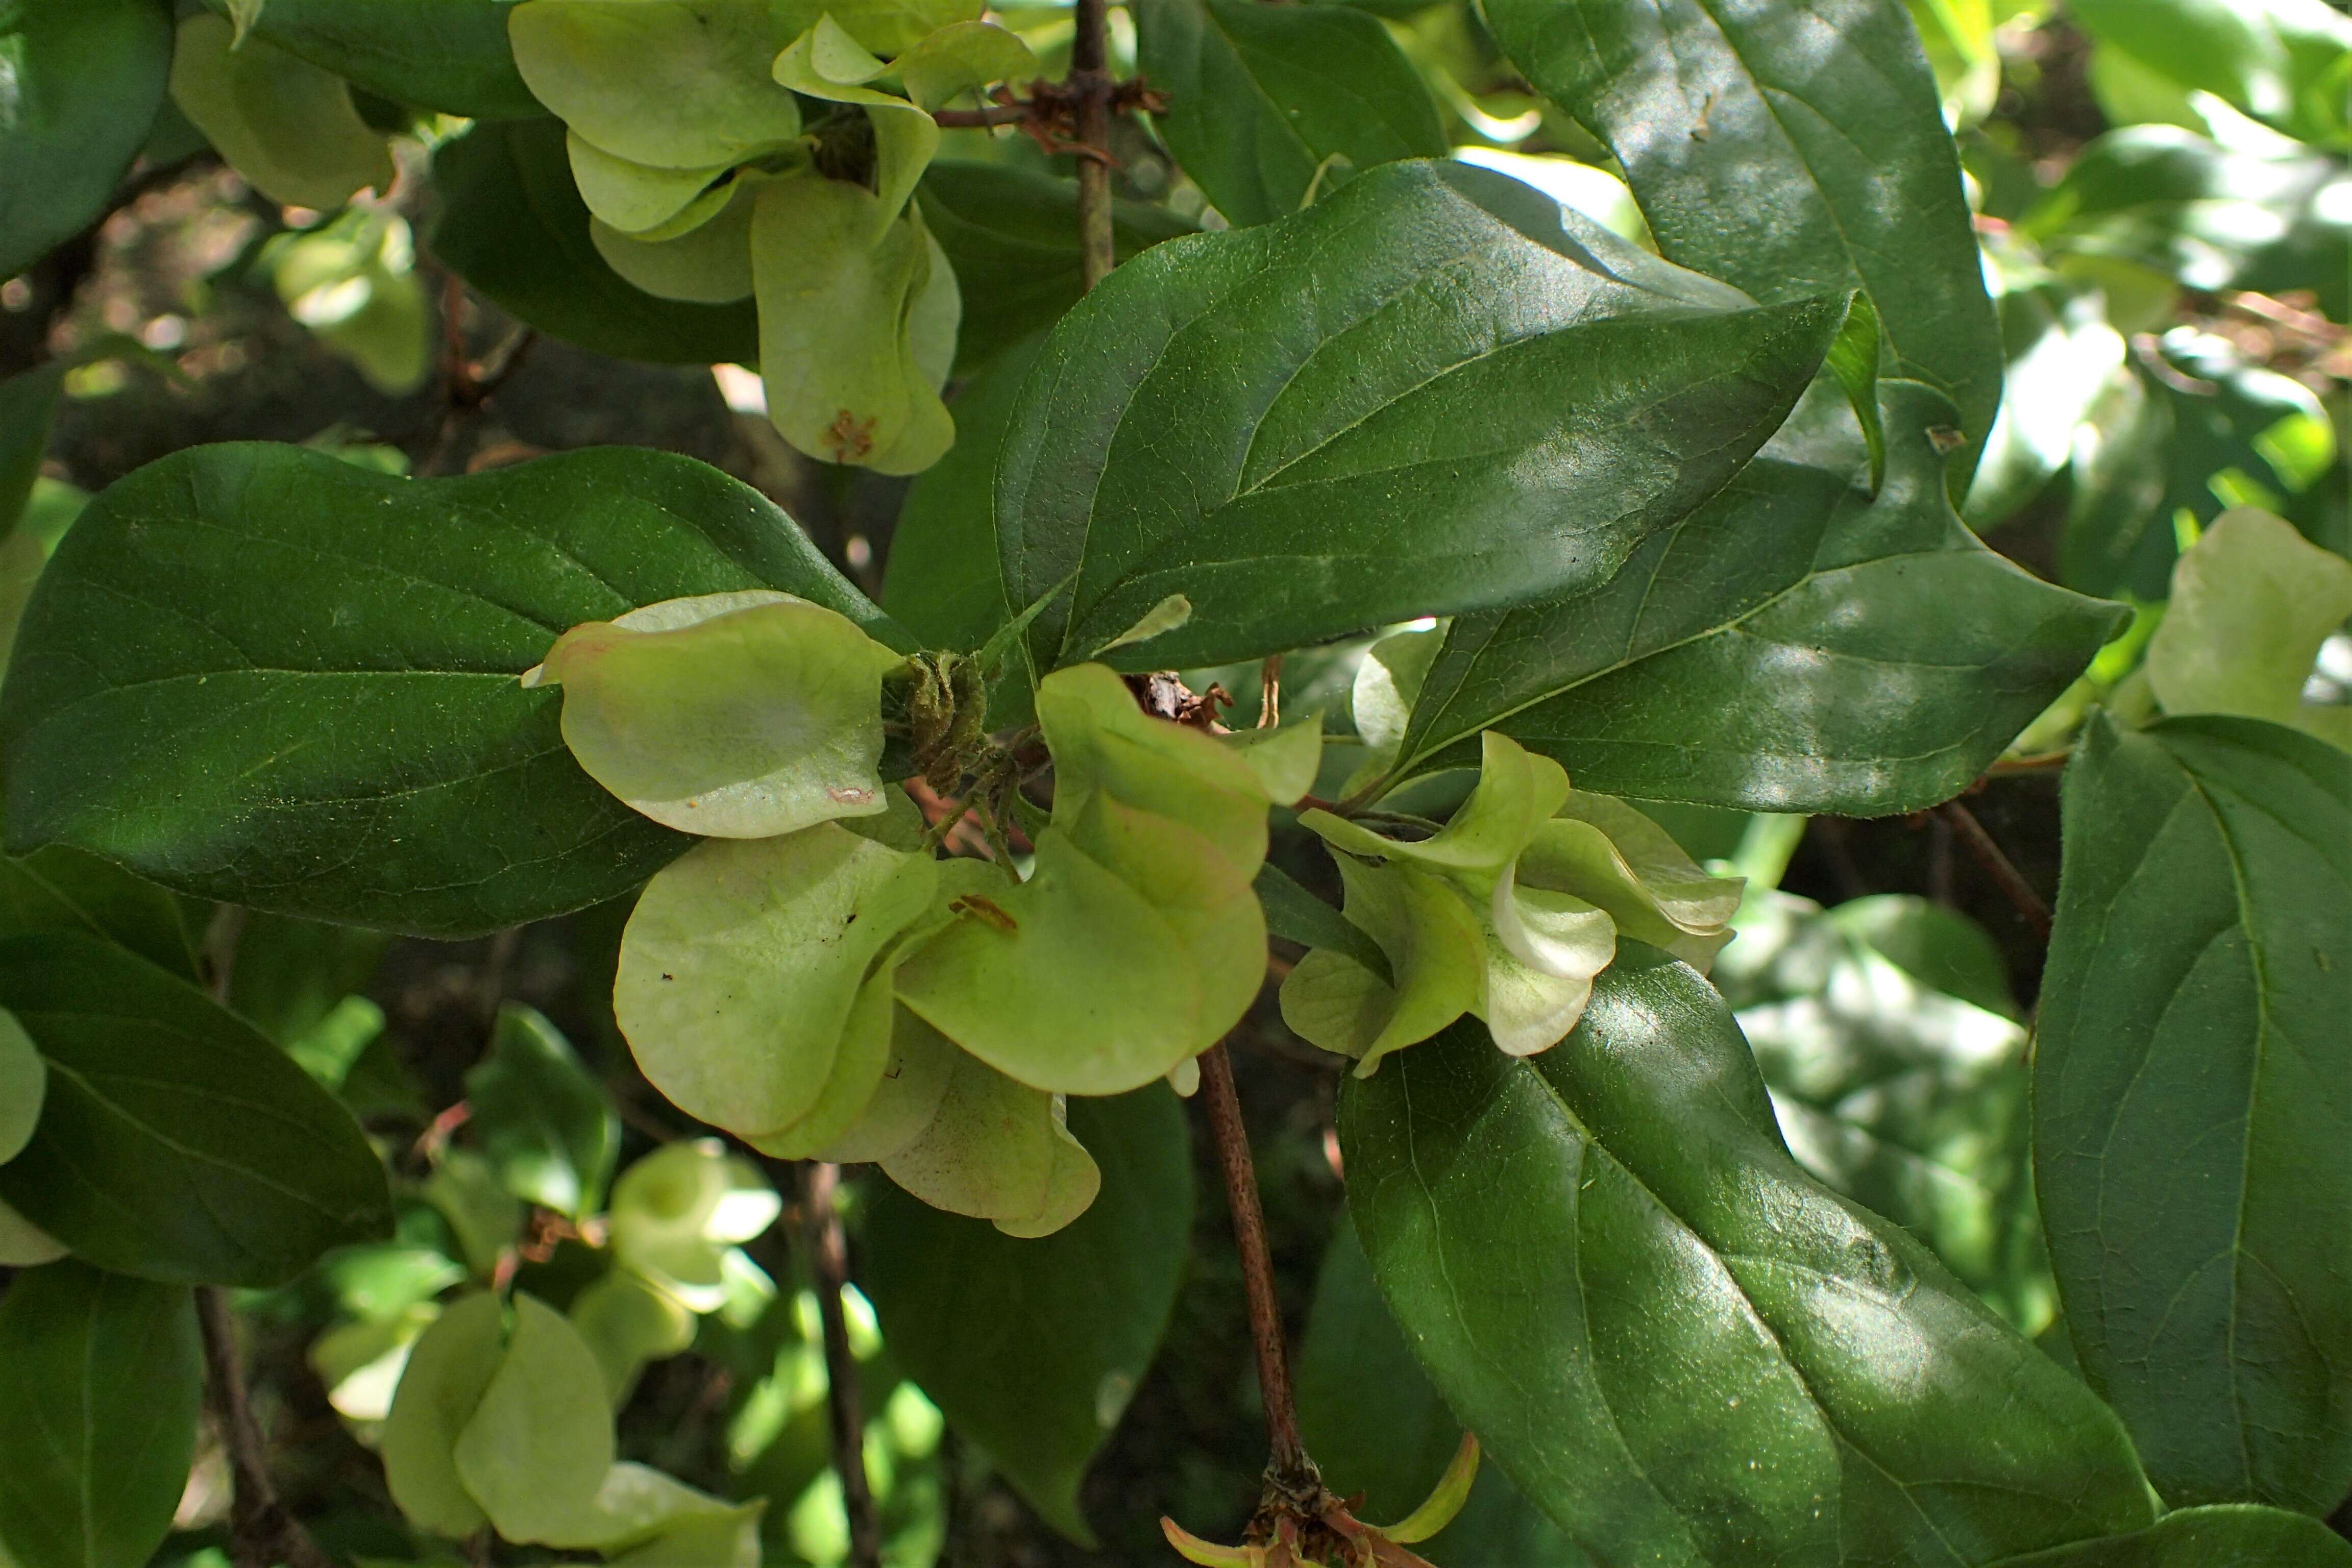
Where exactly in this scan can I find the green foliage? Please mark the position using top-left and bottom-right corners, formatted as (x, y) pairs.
(0, 1263), (202, 1568)
(2038, 713), (2352, 1513)
(1384, 383), (2129, 813)
(168, 12), (395, 211)
(1138, 0), (1447, 227)
(467, 1004), (619, 1222)
(199, 0), (541, 120)
(0, 0), (172, 281)
(862, 1087), (1193, 1544)
(0, 932), (390, 1286)
(2142, 507), (2352, 747)
(1343, 947), (2157, 1565)
(1480, 0), (2004, 484)
(0, 443), (899, 935)
(994, 159), (1842, 672)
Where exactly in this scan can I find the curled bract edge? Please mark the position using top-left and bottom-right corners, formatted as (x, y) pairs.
(1281, 732), (1740, 1073)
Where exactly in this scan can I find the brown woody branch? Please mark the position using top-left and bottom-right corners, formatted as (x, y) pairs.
(802, 1161), (881, 1568)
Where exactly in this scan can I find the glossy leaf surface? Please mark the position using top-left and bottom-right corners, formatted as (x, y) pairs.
(1342, 945), (2155, 1567)
(1480, 0), (2003, 479)
(1987, 1505), (2352, 1566)
(1386, 383), (2127, 814)
(0, 443), (898, 935)
(0, 0), (173, 281)
(432, 119), (761, 368)
(200, 0), (540, 119)
(0, 1262), (201, 1568)
(2038, 714), (2352, 1513)
(994, 160), (1841, 672)
(862, 1088), (1192, 1544)
(0, 933), (391, 1286)
(1139, 0), (1447, 227)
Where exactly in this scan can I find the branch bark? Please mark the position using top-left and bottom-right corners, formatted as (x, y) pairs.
(1070, 0), (1117, 290)
(195, 1289), (338, 1568)
(1198, 1041), (1315, 1485)
(803, 1160), (881, 1568)
(1938, 799), (2052, 942)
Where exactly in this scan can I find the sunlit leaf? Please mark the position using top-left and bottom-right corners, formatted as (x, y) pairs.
(2144, 507), (2352, 748)
(169, 13), (395, 211)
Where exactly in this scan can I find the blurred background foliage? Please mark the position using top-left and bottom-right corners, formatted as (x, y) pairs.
(3, 0), (2346, 1563)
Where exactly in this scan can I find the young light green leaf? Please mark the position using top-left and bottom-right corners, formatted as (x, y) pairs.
(1138, 0), (1447, 227)
(591, 180), (758, 304)
(2039, 713), (2352, 1513)
(0, 932), (392, 1287)
(423, 1149), (524, 1278)
(813, 1002), (960, 1164)
(771, 18), (940, 238)
(381, 1291), (509, 1538)
(877, 1048), (1097, 1233)
(1255, 861), (1390, 982)
(2145, 507), (2352, 749)
(996, 160), (1840, 672)
(1222, 715), (1322, 806)
(895, 20), (1037, 110)
(169, 13), (395, 211)
(0, 1196), (66, 1266)
(1093, 593), (1193, 656)
(1280, 855), (1487, 1069)
(269, 209), (429, 396)
(752, 175), (958, 474)
(0, 0), (174, 280)
(864, 1087), (1191, 1542)
(1349, 625), (1443, 783)
(615, 825), (937, 1137)
(0, 1263), (201, 1568)
(607, 1140), (783, 1312)
(0, 1008), (42, 1165)
(451, 1293), (616, 1544)
(1822, 291), (1886, 494)
(1479, 0), (2003, 484)
(533, 590), (906, 838)
(465, 1004), (618, 1221)
(570, 1272), (697, 1406)
(1518, 793), (1743, 971)
(1343, 947), (2158, 1565)
(508, 0), (804, 170)
(566, 135), (738, 237)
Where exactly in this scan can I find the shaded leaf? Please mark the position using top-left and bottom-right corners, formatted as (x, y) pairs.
(0, 0), (173, 281)
(199, 0), (541, 119)
(0, 442), (900, 935)
(467, 1004), (618, 1221)
(2038, 713), (2352, 1513)
(1342, 945), (2154, 1566)
(862, 1087), (1192, 1545)
(1139, 0), (1447, 227)
(1987, 1505), (2352, 1566)
(0, 932), (394, 1287)
(0, 1262), (201, 1568)
(168, 13), (395, 210)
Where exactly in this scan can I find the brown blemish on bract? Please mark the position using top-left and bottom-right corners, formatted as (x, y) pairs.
(825, 409), (877, 462)
(947, 894), (1018, 934)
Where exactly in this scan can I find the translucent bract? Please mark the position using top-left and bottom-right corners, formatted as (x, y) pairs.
(169, 13), (394, 210)
(529, 590), (907, 839)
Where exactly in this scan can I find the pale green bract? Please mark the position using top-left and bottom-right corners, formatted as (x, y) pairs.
(0, 1007), (42, 1165)
(267, 209), (429, 395)
(1282, 731), (1742, 1071)
(169, 12), (394, 210)
(382, 1290), (760, 1552)
(592, 180), (760, 304)
(604, 1140), (783, 1314)
(894, 663), (1303, 1096)
(527, 590), (907, 839)
(2145, 507), (2352, 751)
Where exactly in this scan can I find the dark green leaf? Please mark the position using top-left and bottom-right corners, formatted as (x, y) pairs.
(998, 159), (1842, 673)
(1341, 944), (2154, 1566)
(1295, 1213), (1595, 1565)
(228, 910), (388, 1046)
(0, 933), (393, 1285)
(1386, 381), (2128, 814)
(431, 118), (761, 369)
(2023, 127), (2350, 322)
(1138, 0), (1447, 227)
(0, 364), (64, 538)
(0, 0), (172, 281)
(860, 1086), (1193, 1545)
(1988, 1505), (2352, 1567)
(2038, 713), (2352, 1514)
(1, 442), (901, 935)
(202, 0), (541, 120)
(0, 844), (198, 982)
(0, 1261), (202, 1568)
(1255, 861), (1390, 983)
(1479, 0), (2003, 482)
(885, 333), (1040, 657)
(918, 163), (1196, 376)
(465, 1003), (618, 1221)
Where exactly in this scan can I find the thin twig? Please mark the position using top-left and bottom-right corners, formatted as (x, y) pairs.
(1939, 800), (2052, 942)
(802, 1162), (881, 1568)
(930, 103), (1032, 128)
(1258, 654), (1283, 728)
(1198, 1041), (1315, 1484)
(1070, 0), (1117, 290)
